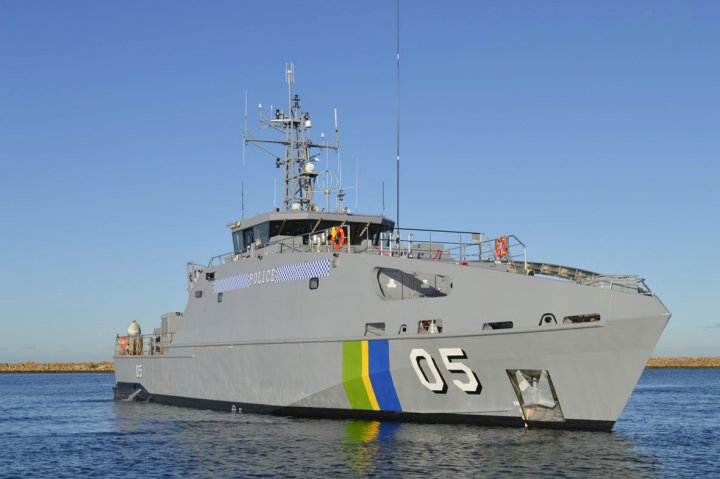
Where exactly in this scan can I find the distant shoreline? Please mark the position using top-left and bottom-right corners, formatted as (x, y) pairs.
(645, 357), (720, 368)
(0, 362), (114, 373)
(1, 358), (719, 373)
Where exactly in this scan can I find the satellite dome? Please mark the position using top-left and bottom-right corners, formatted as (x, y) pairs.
(128, 320), (141, 337)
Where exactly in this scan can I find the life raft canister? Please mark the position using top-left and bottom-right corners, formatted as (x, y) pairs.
(119, 336), (128, 351)
(330, 226), (346, 250)
(495, 236), (508, 259)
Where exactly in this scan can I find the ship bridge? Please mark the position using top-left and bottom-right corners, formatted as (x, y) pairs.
(227, 211), (395, 254)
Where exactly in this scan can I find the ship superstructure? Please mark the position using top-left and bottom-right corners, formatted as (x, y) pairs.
(113, 68), (670, 431)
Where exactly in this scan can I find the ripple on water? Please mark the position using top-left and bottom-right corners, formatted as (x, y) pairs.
(0, 370), (718, 478)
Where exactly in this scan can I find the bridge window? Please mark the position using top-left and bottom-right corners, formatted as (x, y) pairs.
(233, 219), (394, 253)
(232, 230), (244, 254)
(253, 222), (270, 245)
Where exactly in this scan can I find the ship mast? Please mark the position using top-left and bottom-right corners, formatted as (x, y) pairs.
(244, 64), (339, 212)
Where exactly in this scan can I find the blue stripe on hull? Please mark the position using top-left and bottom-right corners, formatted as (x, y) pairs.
(368, 340), (402, 411)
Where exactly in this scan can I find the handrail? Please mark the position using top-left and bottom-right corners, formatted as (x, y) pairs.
(203, 224), (527, 269)
(196, 226), (653, 295)
(114, 332), (175, 356)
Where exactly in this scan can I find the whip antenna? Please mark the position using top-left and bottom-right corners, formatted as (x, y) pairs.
(243, 90), (248, 166)
(395, 0), (401, 236)
(382, 181), (386, 215)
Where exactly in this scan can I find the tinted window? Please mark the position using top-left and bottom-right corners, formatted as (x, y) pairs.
(243, 228), (254, 248)
(253, 222), (270, 245)
(232, 230), (244, 254)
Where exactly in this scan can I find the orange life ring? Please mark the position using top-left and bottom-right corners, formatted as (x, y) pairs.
(119, 336), (128, 351)
(330, 227), (346, 250)
(495, 236), (508, 259)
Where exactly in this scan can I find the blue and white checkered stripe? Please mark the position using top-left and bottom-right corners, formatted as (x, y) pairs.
(212, 259), (330, 294)
(213, 273), (251, 294)
(275, 259), (330, 283)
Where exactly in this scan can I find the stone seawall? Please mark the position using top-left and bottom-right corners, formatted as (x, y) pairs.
(0, 361), (114, 373)
(645, 357), (720, 368)
(1, 358), (719, 373)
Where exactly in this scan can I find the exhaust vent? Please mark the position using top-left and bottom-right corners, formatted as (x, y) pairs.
(563, 314), (601, 324)
(482, 321), (513, 331)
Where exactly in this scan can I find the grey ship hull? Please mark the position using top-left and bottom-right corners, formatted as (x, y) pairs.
(114, 252), (669, 431)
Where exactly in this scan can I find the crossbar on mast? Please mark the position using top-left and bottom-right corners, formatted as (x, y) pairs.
(244, 65), (339, 212)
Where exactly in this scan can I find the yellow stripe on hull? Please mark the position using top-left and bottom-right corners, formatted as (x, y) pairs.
(361, 340), (380, 410)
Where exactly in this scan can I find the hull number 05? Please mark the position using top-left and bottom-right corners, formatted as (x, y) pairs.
(410, 348), (481, 394)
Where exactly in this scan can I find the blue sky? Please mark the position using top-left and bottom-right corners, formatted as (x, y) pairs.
(1, 1), (718, 361)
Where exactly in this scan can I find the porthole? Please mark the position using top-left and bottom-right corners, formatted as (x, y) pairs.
(538, 313), (556, 326)
(217, 292), (223, 303)
(309, 277), (319, 290)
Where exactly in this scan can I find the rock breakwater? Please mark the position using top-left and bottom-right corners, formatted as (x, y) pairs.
(0, 361), (114, 373)
(1, 357), (718, 373)
(645, 357), (720, 368)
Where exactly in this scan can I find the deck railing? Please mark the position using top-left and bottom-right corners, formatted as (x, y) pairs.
(114, 333), (174, 356)
(204, 226), (526, 269)
(188, 228), (655, 295)
(375, 228), (527, 266)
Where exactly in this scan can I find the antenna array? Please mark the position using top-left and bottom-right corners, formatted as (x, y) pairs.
(244, 65), (340, 212)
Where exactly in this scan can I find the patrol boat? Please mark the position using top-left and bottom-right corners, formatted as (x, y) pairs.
(113, 68), (670, 431)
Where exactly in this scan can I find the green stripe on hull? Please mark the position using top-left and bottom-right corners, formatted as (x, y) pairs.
(342, 341), (373, 410)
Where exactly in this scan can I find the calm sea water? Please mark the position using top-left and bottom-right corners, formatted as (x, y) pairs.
(0, 369), (718, 478)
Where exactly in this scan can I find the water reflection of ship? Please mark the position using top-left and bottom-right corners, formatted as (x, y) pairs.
(110, 400), (662, 477)
(344, 420), (400, 476)
(340, 420), (661, 478)
(344, 420), (402, 444)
